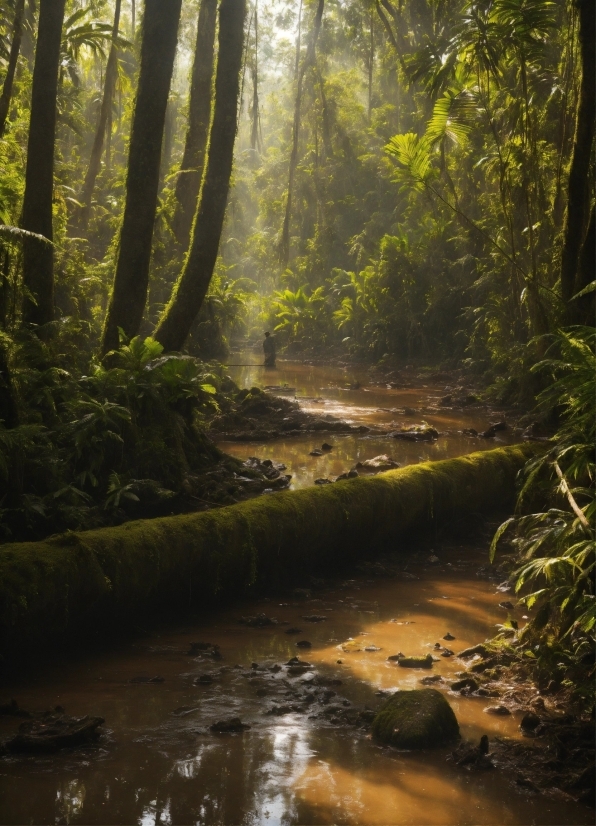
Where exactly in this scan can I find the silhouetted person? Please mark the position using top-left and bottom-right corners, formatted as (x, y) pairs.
(263, 331), (276, 367)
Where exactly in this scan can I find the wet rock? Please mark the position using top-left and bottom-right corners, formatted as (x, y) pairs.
(209, 717), (251, 733)
(286, 657), (311, 667)
(321, 443), (333, 451)
(403, 407), (417, 416)
(269, 664), (282, 673)
(301, 615), (327, 622)
(440, 395), (452, 406)
(457, 644), (489, 659)
(443, 633), (455, 641)
(434, 643), (442, 650)
(372, 689), (459, 749)
(392, 426), (439, 442)
(188, 642), (222, 659)
(515, 774), (540, 792)
(498, 601), (515, 610)
(441, 649), (454, 658)
(364, 645), (382, 652)
(357, 455), (400, 470)
(3, 714), (105, 754)
(296, 640), (312, 648)
(520, 712), (541, 732)
(462, 428), (478, 437)
(239, 614), (278, 627)
(420, 675), (443, 685)
(285, 627), (303, 634)
(309, 449), (323, 456)
(484, 705), (511, 715)
(480, 421), (508, 438)
(387, 653), (405, 661)
(266, 704), (304, 716)
(0, 699), (30, 718)
(397, 655), (433, 669)
(314, 478), (332, 485)
(194, 674), (214, 685)
(335, 470), (358, 481)
(451, 678), (479, 693)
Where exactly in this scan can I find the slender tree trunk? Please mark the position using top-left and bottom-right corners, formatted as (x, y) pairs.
(0, 0), (25, 137)
(74, 0), (121, 232)
(559, 0), (595, 317)
(250, 4), (259, 152)
(20, 0), (67, 329)
(368, 8), (374, 121)
(171, 0), (217, 250)
(101, 0), (183, 356)
(573, 205), (595, 325)
(279, 0), (324, 268)
(154, 0), (246, 353)
(21, 0), (36, 69)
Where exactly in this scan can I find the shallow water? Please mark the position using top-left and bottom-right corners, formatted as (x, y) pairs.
(0, 545), (590, 825)
(220, 359), (517, 488)
(0, 360), (590, 825)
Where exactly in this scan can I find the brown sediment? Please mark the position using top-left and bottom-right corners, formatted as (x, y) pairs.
(0, 444), (541, 662)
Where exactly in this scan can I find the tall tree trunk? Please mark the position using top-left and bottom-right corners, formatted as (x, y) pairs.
(20, 0), (67, 329)
(101, 0), (183, 356)
(573, 205), (595, 325)
(0, 0), (25, 137)
(368, 7), (373, 122)
(74, 0), (121, 233)
(279, 0), (324, 269)
(154, 0), (246, 353)
(559, 0), (595, 318)
(21, 0), (36, 70)
(171, 0), (217, 250)
(250, 4), (259, 152)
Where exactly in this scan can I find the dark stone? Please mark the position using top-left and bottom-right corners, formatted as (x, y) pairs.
(372, 689), (459, 749)
(321, 443), (333, 451)
(441, 649), (454, 658)
(0, 699), (30, 718)
(4, 714), (105, 754)
(443, 633), (455, 641)
(296, 640), (312, 648)
(484, 705), (511, 715)
(301, 615), (327, 622)
(451, 678), (479, 693)
(314, 478), (332, 485)
(209, 717), (251, 732)
(520, 712), (541, 732)
(194, 674), (214, 685)
(285, 627), (302, 634)
(397, 654), (433, 669)
(457, 644), (489, 659)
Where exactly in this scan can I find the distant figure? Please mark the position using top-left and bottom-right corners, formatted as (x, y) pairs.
(263, 331), (276, 368)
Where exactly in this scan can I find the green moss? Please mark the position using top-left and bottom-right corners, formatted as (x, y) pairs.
(0, 444), (542, 659)
(371, 689), (459, 748)
(397, 654), (433, 668)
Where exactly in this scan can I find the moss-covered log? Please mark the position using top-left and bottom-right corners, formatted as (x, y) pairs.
(0, 444), (539, 660)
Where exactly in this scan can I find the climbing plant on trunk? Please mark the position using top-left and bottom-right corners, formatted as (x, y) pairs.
(171, 0), (218, 251)
(154, 0), (246, 353)
(101, 0), (183, 356)
(20, 0), (67, 329)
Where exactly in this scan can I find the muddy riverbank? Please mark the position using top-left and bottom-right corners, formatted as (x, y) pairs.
(0, 535), (592, 825)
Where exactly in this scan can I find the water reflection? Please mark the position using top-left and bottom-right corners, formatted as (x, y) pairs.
(221, 358), (516, 488)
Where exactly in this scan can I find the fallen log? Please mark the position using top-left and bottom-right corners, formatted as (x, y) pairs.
(0, 444), (540, 661)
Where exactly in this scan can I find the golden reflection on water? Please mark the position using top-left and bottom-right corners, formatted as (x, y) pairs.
(221, 358), (516, 488)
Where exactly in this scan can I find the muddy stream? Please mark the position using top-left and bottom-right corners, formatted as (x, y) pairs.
(0, 360), (590, 825)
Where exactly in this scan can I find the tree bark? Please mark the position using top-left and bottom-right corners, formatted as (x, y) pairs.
(171, 0), (217, 250)
(250, 4), (260, 152)
(20, 0), (67, 329)
(573, 205), (595, 325)
(279, 0), (324, 269)
(74, 0), (122, 233)
(101, 0), (183, 356)
(0, 0), (25, 137)
(559, 0), (595, 318)
(154, 0), (246, 353)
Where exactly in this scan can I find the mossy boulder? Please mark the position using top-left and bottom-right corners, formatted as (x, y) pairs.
(372, 689), (459, 749)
